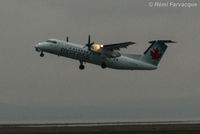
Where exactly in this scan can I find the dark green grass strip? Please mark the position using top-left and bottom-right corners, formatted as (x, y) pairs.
(11, 130), (200, 134)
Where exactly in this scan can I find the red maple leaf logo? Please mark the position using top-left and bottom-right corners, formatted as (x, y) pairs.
(150, 48), (162, 61)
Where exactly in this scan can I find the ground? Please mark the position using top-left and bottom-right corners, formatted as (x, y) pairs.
(1, 123), (200, 134)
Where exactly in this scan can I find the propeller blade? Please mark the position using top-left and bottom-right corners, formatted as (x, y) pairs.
(66, 36), (69, 42)
(85, 35), (94, 50)
(88, 35), (90, 45)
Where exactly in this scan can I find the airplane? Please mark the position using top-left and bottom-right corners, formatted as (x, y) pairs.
(34, 35), (175, 70)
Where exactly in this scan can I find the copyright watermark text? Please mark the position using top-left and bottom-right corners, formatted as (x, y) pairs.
(148, 1), (198, 8)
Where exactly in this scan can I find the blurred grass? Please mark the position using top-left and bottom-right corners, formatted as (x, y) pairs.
(12, 130), (200, 134)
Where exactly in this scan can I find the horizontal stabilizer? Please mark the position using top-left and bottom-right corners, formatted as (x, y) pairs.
(149, 40), (176, 44)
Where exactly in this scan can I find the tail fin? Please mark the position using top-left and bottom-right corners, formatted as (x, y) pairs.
(141, 40), (175, 66)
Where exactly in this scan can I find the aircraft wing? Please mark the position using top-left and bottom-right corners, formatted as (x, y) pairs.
(103, 41), (136, 50)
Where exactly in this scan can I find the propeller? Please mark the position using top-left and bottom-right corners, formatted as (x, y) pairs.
(66, 36), (69, 42)
(86, 35), (94, 50)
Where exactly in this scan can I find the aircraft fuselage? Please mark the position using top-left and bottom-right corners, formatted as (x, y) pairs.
(35, 39), (157, 70)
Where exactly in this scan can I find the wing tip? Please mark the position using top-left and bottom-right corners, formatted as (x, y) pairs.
(130, 41), (136, 44)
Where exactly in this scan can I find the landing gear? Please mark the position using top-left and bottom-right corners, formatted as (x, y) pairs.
(79, 64), (85, 70)
(40, 52), (44, 57)
(101, 63), (107, 69)
(79, 61), (85, 70)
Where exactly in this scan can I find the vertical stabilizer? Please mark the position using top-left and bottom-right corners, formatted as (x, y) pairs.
(142, 40), (175, 66)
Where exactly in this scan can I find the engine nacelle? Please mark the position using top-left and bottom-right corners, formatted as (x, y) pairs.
(91, 44), (104, 51)
(91, 44), (121, 58)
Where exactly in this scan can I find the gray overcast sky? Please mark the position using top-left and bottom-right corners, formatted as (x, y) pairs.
(0, 0), (199, 123)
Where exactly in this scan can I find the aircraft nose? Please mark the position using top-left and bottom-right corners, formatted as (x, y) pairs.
(34, 43), (41, 52)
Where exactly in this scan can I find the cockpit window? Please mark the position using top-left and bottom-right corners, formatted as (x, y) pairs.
(46, 40), (57, 44)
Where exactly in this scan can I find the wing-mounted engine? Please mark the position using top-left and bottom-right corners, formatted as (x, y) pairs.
(85, 35), (135, 58)
(91, 44), (104, 51)
(91, 44), (121, 58)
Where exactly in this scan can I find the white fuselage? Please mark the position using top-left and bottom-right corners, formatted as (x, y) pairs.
(35, 39), (157, 70)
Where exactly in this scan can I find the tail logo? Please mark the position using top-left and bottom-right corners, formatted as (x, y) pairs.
(150, 48), (162, 61)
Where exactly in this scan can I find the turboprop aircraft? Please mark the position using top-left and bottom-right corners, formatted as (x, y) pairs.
(34, 35), (175, 70)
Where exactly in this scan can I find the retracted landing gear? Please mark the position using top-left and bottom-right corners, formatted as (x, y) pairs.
(79, 61), (85, 70)
(40, 52), (44, 57)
